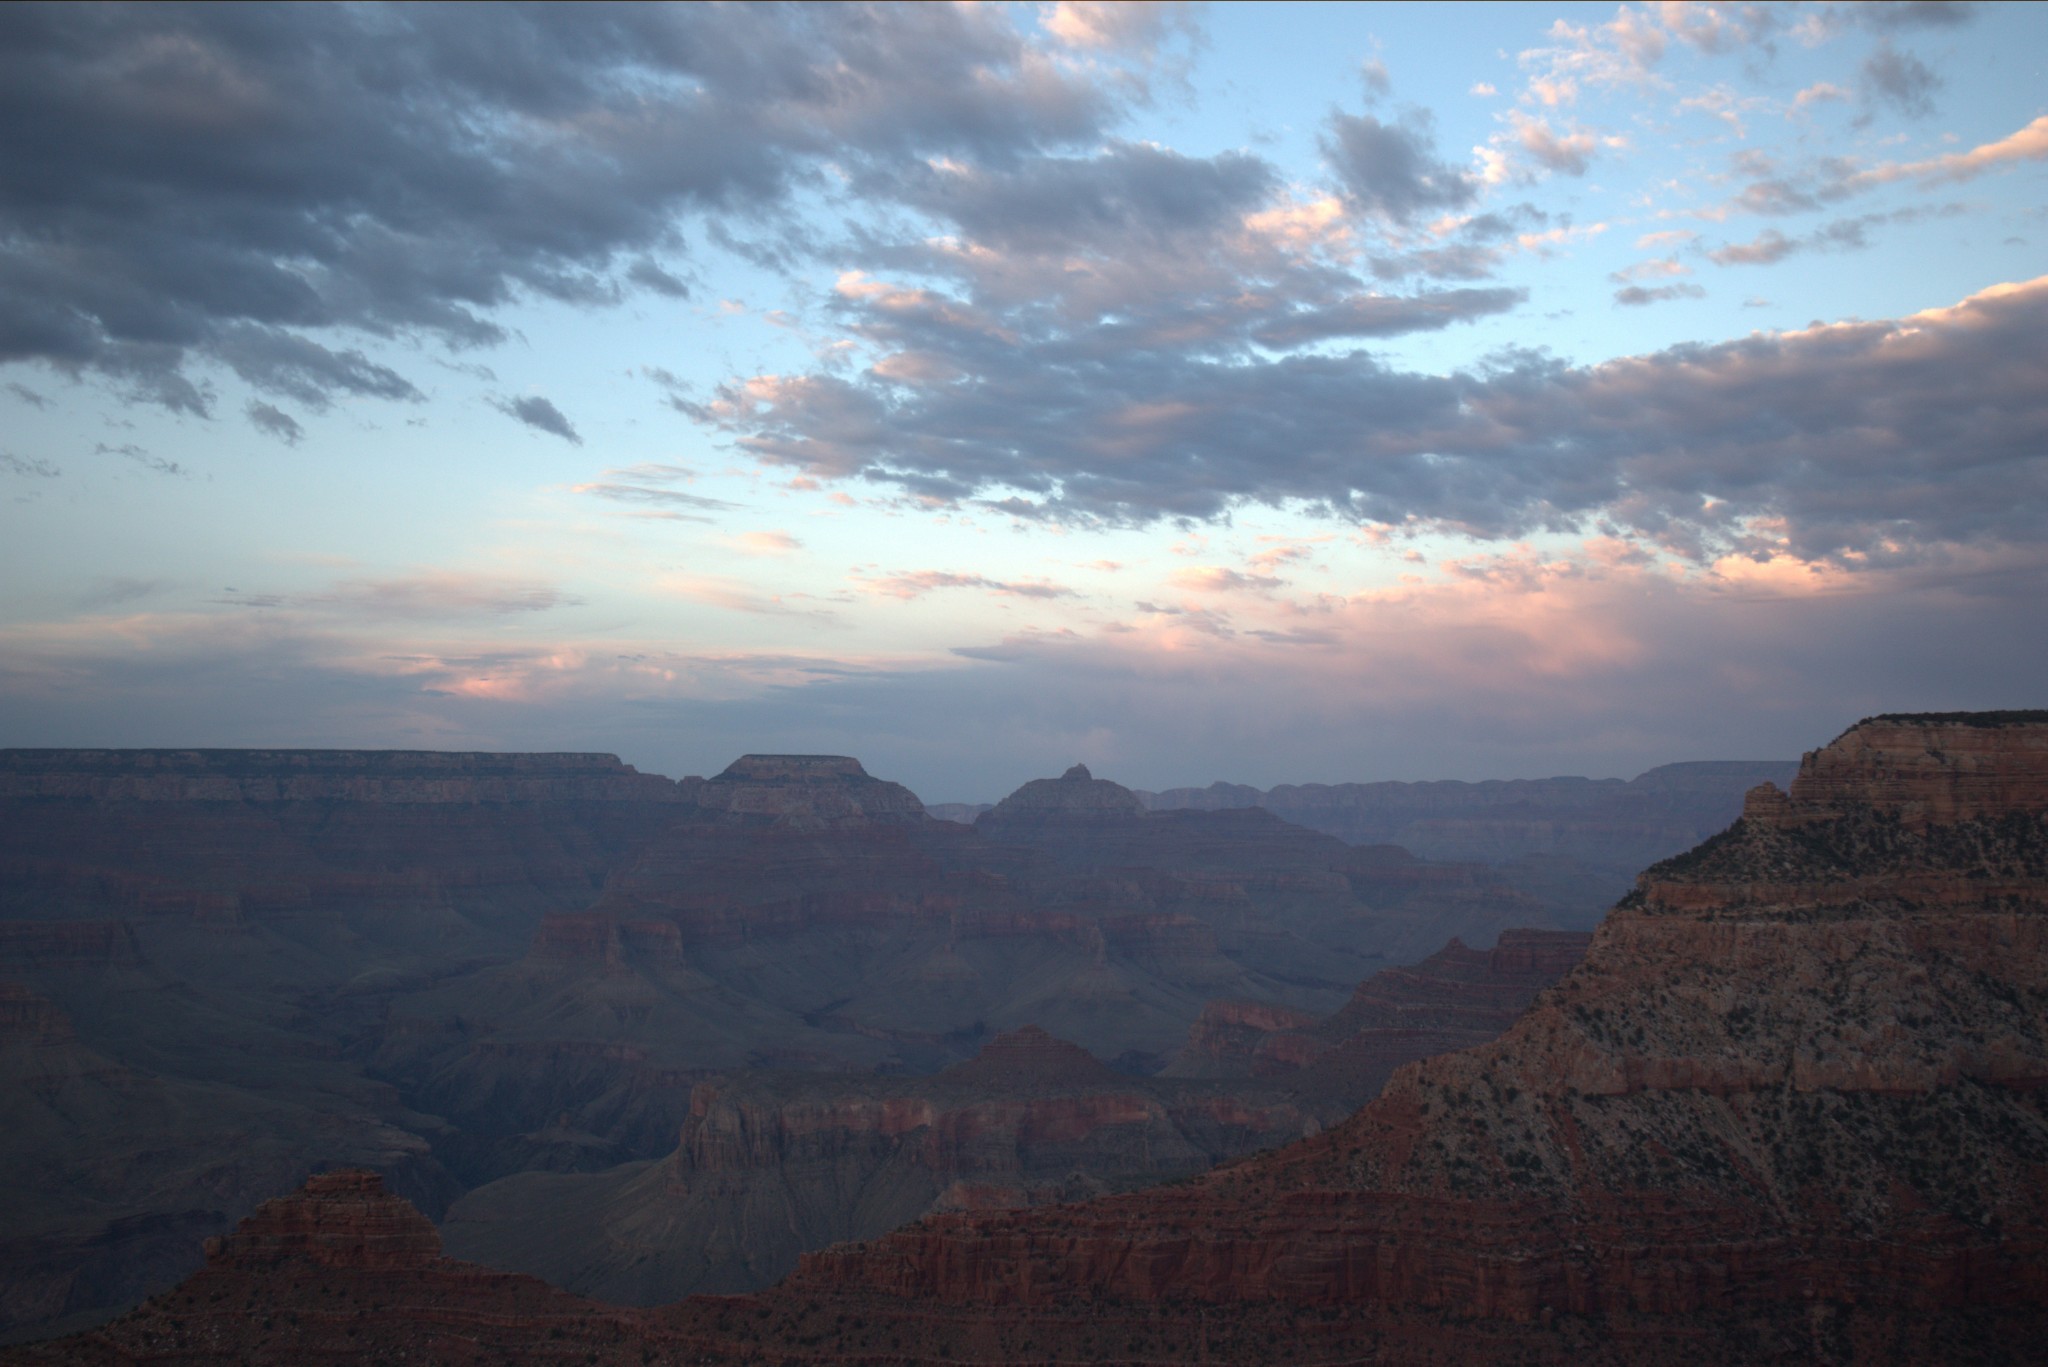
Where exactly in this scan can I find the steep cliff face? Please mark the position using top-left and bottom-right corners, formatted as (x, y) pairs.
(440, 1026), (1318, 1305)
(741, 714), (2048, 1361)
(1173, 927), (1592, 1101)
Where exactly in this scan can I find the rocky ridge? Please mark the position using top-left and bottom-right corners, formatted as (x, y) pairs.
(1141, 758), (1800, 916)
(0, 748), (685, 803)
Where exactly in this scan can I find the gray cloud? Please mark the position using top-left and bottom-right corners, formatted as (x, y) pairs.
(492, 394), (581, 445)
(245, 400), (303, 445)
(883, 141), (1275, 257)
(1708, 206), (1956, 266)
(1251, 288), (1525, 347)
(1614, 283), (1706, 306)
(5, 382), (48, 408)
(693, 275), (2048, 565)
(214, 573), (576, 619)
(0, 3), (1116, 412)
(94, 441), (183, 476)
(571, 461), (737, 515)
(1861, 40), (1941, 118)
(2, 451), (59, 477)
(1321, 111), (1477, 223)
(1794, 1), (1976, 43)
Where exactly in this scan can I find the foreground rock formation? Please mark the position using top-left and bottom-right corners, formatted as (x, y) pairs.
(10, 712), (2043, 1364)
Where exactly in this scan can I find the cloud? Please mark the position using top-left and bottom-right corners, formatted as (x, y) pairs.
(1860, 39), (1941, 118)
(1321, 112), (1477, 223)
(658, 574), (835, 618)
(0, 4), (1118, 413)
(1042, 1), (1193, 55)
(1504, 112), (1611, 177)
(723, 530), (803, 556)
(1848, 114), (2048, 189)
(246, 400), (304, 444)
(1798, 1), (1979, 43)
(1358, 58), (1393, 102)
(1613, 283), (1705, 307)
(2, 451), (60, 477)
(1715, 114), (2048, 222)
(492, 395), (581, 445)
(1168, 566), (1284, 594)
(1249, 287), (1525, 347)
(1708, 207), (1954, 265)
(1611, 256), (1690, 283)
(690, 275), (2048, 566)
(1793, 81), (1852, 110)
(860, 569), (1079, 601)
(95, 441), (184, 476)
(216, 572), (576, 620)
(626, 259), (691, 300)
(569, 462), (737, 518)
(7, 537), (2041, 800)
(5, 382), (48, 409)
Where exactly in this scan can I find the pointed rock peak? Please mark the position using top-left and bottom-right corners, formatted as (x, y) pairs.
(206, 1169), (441, 1272)
(986, 764), (1144, 821)
(944, 1025), (1118, 1087)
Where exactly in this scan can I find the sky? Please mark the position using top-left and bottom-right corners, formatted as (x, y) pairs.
(1, 1), (2045, 802)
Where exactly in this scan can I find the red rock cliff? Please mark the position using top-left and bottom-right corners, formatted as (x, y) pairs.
(743, 713), (2048, 1361)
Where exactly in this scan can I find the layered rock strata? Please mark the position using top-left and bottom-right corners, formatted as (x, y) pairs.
(1141, 759), (1800, 914)
(1174, 927), (1593, 1098)
(725, 713), (2048, 1361)
(12, 715), (2043, 1364)
(441, 1026), (1319, 1304)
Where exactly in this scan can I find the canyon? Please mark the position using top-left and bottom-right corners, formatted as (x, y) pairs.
(4, 711), (2035, 1363)
(0, 743), (1780, 1344)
